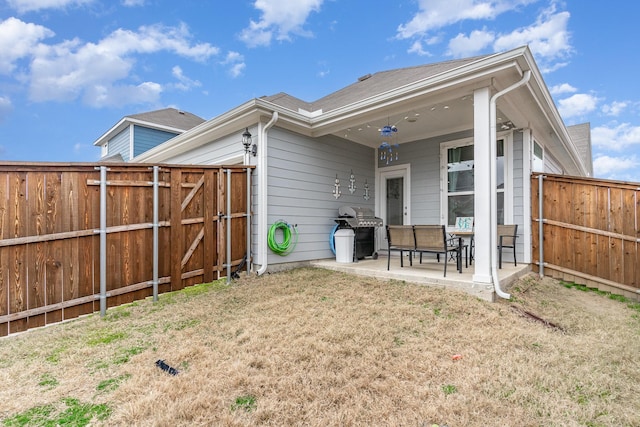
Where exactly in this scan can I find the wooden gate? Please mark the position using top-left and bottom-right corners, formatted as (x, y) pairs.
(0, 163), (252, 336)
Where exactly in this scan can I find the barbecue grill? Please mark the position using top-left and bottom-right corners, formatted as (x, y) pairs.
(335, 206), (384, 260)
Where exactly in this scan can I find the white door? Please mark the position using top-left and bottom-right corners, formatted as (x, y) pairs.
(377, 165), (410, 250)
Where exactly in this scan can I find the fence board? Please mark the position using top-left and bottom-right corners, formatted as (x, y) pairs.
(26, 173), (46, 329)
(534, 173), (640, 300)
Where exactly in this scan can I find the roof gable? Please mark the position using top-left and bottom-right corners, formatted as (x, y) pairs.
(567, 123), (593, 176)
(93, 107), (205, 147)
(127, 108), (205, 131)
(263, 54), (491, 114)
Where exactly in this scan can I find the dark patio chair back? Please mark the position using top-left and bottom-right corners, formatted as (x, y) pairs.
(413, 224), (446, 251)
(497, 224), (518, 268)
(413, 225), (461, 277)
(386, 225), (415, 270)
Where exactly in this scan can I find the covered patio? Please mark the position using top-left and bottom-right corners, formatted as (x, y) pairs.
(312, 254), (531, 302)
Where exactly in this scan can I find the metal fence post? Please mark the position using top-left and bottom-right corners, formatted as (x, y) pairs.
(226, 169), (232, 283)
(99, 166), (107, 316)
(246, 168), (251, 275)
(538, 174), (544, 278)
(152, 166), (159, 301)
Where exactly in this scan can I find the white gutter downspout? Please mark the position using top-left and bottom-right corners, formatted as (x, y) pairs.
(256, 111), (279, 275)
(490, 70), (531, 299)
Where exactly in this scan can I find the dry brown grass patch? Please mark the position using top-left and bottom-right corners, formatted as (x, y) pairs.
(1, 268), (639, 426)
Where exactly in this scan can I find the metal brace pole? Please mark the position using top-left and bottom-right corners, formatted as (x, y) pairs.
(152, 166), (159, 301)
(99, 166), (107, 316)
(226, 169), (232, 283)
(538, 174), (544, 278)
(246, 167), (251, 275)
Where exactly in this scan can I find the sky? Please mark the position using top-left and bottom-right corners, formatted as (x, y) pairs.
(1, 0), (639, 182)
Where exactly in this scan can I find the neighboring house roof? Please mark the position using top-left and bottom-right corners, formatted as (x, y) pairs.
(99, 153), (125, 163)
(92, 108), (205, 147)
(126, 108), (206, 130)
(566, 123), (593, 176)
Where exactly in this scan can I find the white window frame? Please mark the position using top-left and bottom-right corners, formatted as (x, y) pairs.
(532, 140), (544, 172)
(440, 134), (511, 227)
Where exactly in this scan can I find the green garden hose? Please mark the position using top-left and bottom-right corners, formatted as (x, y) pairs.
(267, 220), (298, 255)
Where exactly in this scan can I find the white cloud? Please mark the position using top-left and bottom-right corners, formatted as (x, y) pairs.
(399, 1), (572, 72)
(601, 101), (628, 117)
(221, 51), (246, 78)
(0, 95), (13, 122)
(593, 154), (639, 181)
(397, 0), (535, 39)
(549, 83), (577, 95)
(228, 63), (246, 78)
(592, 123), (640, 150)
(122, 0), (144, 6)
(447, 29), (494, 57)
(493, 4), (572, 64)
(239, 0), (324, 47)
(7, 0), (93, 13)
(83, 81), (162, 108)
(25, 23), (218, 107)
(171, 65), (201, 91)
(557, 93), (599, 119)
(408, 40), (430, 56)
(0, 18), (54, 74)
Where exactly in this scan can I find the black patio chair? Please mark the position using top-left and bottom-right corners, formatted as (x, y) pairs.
(386, 225), (415, 270)
(498, 224), (518, 269)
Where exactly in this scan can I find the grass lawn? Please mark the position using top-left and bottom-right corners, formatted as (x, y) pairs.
(1, 268), (639, 426)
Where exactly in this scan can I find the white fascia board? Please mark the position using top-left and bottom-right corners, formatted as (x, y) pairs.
(517, 49), (588, 176)
(133, 99), (313, 163)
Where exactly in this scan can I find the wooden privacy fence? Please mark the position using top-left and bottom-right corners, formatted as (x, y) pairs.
(532, 173), (640, 301)
(0, 162), (253, 336)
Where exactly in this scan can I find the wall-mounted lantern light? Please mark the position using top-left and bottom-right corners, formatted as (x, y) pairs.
(242, 128), (256, 156)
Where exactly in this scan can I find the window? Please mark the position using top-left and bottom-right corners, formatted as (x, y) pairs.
(444, 139), (505, 226)
(533, 141), (544, 172)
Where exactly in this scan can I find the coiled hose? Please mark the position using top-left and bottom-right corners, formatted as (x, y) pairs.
(267, 220), (298, 256)
(329, 223), (339, 255)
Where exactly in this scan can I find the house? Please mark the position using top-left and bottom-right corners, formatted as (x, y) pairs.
(130, 46), (592, 300)
(93, 108), (205, 162)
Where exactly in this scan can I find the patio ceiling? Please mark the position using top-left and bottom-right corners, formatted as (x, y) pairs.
(331, 94), (515, 148)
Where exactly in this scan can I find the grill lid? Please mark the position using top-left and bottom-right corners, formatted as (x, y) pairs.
(337, 206), (383, 227)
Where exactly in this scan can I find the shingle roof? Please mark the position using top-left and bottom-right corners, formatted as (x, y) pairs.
(263, 54), (491, 113)
(567, 122), (593, 176)
(127, 108), (205, 131)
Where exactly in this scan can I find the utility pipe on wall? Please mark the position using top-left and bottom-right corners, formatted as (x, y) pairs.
(256, 111), (279, 276)
(489, 70), (531, 299)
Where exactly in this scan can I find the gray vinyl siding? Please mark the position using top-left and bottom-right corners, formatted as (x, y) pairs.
(158, 132), (243, 164)
(266, 127), (375, 265)
(511, 131), (525, 264)
(133, 126), (178, 157)
(108, 127), (131, 161)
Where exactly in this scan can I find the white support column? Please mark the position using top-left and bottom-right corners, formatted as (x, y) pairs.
(473, 86), (493, 284)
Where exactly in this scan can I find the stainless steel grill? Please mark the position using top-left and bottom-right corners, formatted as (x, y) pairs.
(337, 206), (384, 228)
(335, 206), (383, 260)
